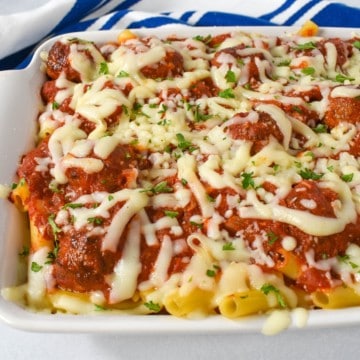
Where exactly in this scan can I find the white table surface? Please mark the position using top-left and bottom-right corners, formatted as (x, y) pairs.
(1, 320), (360, 360)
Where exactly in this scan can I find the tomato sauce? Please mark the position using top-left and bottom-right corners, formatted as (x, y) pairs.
(226, 111), (284, 154)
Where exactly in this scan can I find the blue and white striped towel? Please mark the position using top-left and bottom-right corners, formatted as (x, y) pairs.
(0, 0), (359, 70)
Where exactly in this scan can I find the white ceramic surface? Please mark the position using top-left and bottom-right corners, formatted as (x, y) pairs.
(1, 26), (360, 333)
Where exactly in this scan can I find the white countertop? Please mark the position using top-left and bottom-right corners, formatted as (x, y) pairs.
(1, 320), (360, 360)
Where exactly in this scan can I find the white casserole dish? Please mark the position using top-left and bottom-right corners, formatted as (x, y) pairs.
(0, 26), (360, 333)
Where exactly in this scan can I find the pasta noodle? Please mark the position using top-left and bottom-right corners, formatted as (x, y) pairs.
(3, 27), (360, 330)
(219, 290), (269, 318)
(311, 287), (360, 309)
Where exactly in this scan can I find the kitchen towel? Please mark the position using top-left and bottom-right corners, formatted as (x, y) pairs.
(0, 0), (359, 70)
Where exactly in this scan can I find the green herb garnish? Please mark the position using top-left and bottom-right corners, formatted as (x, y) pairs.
(301, 67), (315, 76)
(164, 210), (179, 218)
(31, 262), (43, 273)
(63, 203), (84, 210)
(313, 123), (327, 133)
(48, 214), (61, 240)
(341, 173), (354, 182)
(190, 221), (203, 229)
(267, 231), (279, 245)
(260, 283), (286, 308)
(142, 181), (174, 194)
(299, 168), (323, 180)
(87, 217), (104, 226)
(241, 172), (255, 189)
(117, 70), (129, 78)
(222, 242), (235, 251)
(193, 35), (212, 44)
(206, 269), (216, 277)
(176, 133), (196, 152)
(225, 70), (236, 83)
(218, 88), (235, 99)
(99, 62), (109, 75)
(19, 245), (29, 257)
(144, 300), (161, 312)
(353, 40), (360, 49)
(294, 41), (317, 50)
(52, 101), (60, 110)
(335, 73), (354, 83)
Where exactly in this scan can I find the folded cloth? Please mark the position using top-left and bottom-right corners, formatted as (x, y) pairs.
(0, 0), (359, 70)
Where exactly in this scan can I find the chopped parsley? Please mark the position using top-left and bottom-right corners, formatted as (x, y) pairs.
(338, 254), (359, 269)
(94, 304), (107, 311)
(49, 181), (61, 193)
(157, 119), (171, 126)
(176, 133), (196, 152)
(292, 106), (303, 114)
(117, 70), (129, 78)
(341, 173), (354, 182)
(142, 181), (174, 194)
(99, 62), (109, 75)
(278, 59), (291, 67)
(237, 58), (245, 66)
(164, 210), (179, 218)
(206, 269), (216, 277)
(158, 104), (168, 114)
(353, 40), (360, 50)
(87, 217), (104, 226)
(272, 163), (280, 172)
(131, 102), (150, 119)
(63, 203), (84, 210)
(31, 262), (43, 273)
(48, 214), (61, 240)
(194, 105), (212, 122)
(225, 70), (236, 83)
(52, 101), (60, 110)
(193, 34), (212, 44)
(313, 123), (328, 133)
(301, 67), (315, 76)
(294, 41), (317, 50)
(305, 151), (315, 159)
(144, 300), (161, 312)
(260, 283), (286, 308)
(190, 221), (203, 229)
(46, 242), (59, 264)
(241, 171), (255, 189)
(206, 194), (215, 203)
(108, 195), (114, 201)
(181, 178), (188, 186)
(335, 73), (354, 83)
(11, 182), (18, 190)
(267, 231), (279, 245)
(222, 242), (235, 251)
(218, 88), (235, 99)
(122, 104), (129, 115)
(18, 245), (29, 257)
(299, 168), (323, 180)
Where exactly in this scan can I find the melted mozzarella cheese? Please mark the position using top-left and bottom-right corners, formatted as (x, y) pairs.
(261, 310), (291, 336)
(177, 154), (214, 218)
(108, 216), (141, 303)
(101, 190), (149, 251)
(27, 247), (51, 306)
(48, 119), (87, 184)
(239, 180), (356, 236)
